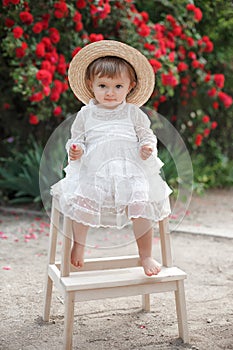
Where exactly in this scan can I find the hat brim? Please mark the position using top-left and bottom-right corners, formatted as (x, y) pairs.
(68, 40), (155, 107)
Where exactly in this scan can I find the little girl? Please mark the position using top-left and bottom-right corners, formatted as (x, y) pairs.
(51, 40), (172, 276)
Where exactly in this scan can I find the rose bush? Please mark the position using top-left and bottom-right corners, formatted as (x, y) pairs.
(1, 0), (232, 152)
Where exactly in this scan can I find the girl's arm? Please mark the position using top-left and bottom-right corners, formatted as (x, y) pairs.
(132, 106), (158, 158)
(65, 110), (86, 160)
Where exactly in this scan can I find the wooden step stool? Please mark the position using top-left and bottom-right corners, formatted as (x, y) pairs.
(43, 197), (189, 349)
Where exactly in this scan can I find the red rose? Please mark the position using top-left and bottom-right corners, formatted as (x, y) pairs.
(186, 37), (195, 47)
(204, 73), (211, 82)
(98, 4), (111, 20)
(178, 45), (186, 60)
(62, 82), (69, 92)
(202, 115), (210, 123)
(89, 33), (104, 42)
(186, 4), (195, 11)
(11, 0), (20, 3)
(45, 50), (58, 64)
(181, 77), (189, 85)
(75, 21), (83, 32)
(204, 40), (214, 53)
(19, 11), (34, 25)
(172, 25), (182, 36)
(162, 72), (178, 87)
(212, 102), (219, 109)
(168, 51), (175, 62)
(214, 74), (225, 89)
(144, 43), (155, 52)
(35, 43), (45, 58)
(203, 128), (210, 137)
(54, 1), (69, 18)
(53, 106), (62, 116)
(12, 26), (24, 39)
(207, 88), (217, 97)
(49, 27), (60, 44)
(154, 49), (162, 58)
(218, 92), (233, 108)
(3, 103), (10, 109)
(29, 92), (44, 102)
(211, 121), (218, 129)
(72, 46), (82, 57)
(133, 17), (142, 27)
(153, 101), (159, 110)
(188, 52), (196, 60)
(194, 8), (203, 22)
(138, 23), (150, 37)
(2, 0), (11, 6)
(166, 14), (176, 25)
(36, 69), (53, 86)
(171, 115), (177, 122)
(200, 36), (214, 53)
(76, 0), (86, 9)
(5, 18), (15, 27)
(159, 96), (166, 103)
(41, 60), (53, 72)
(50, 89), (60, 102)
(191, 60), (200, 68)
(41, 37), (52, 50)
(53, 79), (63, 94)
(73, 11), (82, 22)
(56, 62), (67, 75)
(177, 62), (188, 72)
(15, 44), (27, 58)
(141, 11), (149, 22)
(195, 134), (203, 146)
(33, 22), (43, 34)
(29, 114), (39, 125)
(43, 86), (51, 96)
(149, 59), (162, 73)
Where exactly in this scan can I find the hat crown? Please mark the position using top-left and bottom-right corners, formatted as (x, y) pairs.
(68, 40), (155, 106)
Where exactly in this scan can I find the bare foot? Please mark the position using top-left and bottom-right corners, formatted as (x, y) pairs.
(140, 257), (161, 276)
(71, 242), (85, 268)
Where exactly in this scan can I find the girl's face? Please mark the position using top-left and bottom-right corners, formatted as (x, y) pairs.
(88, 73), (136, 109)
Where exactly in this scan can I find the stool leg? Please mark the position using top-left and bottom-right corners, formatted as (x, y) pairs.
(43, 276), (53, 321)
(175, 280), (189, 343)
(142, 294), (151, 312)
(63, 292), (75, 350)
(43, 199), (60, 321)
(61, 217), (72, 277)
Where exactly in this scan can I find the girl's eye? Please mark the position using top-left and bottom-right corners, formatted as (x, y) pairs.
(99, 84), (106, 88)
(116, 85), (123, 89)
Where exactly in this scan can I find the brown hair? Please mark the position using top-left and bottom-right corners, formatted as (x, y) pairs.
(85, 56), (137, 85)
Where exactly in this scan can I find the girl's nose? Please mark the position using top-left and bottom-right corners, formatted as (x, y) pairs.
(106, 88), (114, 96)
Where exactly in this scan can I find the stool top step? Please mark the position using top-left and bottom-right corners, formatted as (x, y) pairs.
(60, 266), (187, 291)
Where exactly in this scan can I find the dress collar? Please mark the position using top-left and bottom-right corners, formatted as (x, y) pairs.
(88, 99), (127, 115)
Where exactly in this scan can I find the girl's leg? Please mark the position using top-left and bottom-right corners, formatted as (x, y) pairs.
(132, 217), (161, 276)
(71, 221), (89, 268)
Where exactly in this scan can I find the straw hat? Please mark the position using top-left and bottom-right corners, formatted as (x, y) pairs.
(68, 40), (155, 106)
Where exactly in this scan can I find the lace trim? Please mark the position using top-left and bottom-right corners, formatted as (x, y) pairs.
(89, 99), (130, 121)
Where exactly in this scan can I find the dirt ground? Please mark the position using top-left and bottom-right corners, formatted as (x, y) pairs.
(0, 189), (233, 350)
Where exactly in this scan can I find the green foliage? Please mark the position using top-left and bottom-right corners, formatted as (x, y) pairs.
(0, 140), (42, 204)
(191, 141), (233, 194)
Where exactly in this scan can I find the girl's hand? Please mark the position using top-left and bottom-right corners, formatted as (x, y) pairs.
(69, 144), (83, 160)
(140, 145), (153, 160)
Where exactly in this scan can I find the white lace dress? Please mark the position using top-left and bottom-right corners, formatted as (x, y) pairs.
(51, 99), (172, 228)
